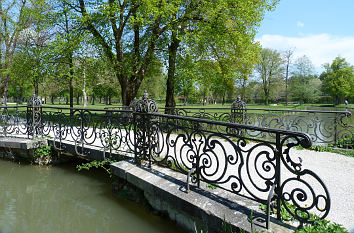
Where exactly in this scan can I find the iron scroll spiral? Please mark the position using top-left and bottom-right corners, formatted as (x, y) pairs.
(279, 134), (330, 225)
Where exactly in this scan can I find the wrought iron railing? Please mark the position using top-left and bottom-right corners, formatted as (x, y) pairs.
(158, 107), (354, 148)
(0, 95), (332, 229)
(104, 105), (353, 147)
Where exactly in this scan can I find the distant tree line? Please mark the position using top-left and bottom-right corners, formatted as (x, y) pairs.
(236, 49), (354, 106)
(1, 0), (278, 109)
(3, 0), (353, 108)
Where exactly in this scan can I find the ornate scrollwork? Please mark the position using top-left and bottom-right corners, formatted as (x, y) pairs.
(163, 106), (354, 146)
(27, 94), (42, 138)
(231, 96), (246, 124)
(130, 91), (158, 113)
(280, 135), (330, 225)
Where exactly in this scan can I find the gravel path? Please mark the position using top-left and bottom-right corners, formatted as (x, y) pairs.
(291, 149), (354, 232)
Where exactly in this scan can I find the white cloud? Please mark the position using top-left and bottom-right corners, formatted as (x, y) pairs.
(257, 34), (354, 71)
(297, 21), (304, 28)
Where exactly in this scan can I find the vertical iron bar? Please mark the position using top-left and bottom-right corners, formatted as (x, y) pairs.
(27, 105), (30, 138)
(59, 117), (62, 149)
(196, 156), (200, 188)
(142, 114), (147, 162)
(108, 111), (112, 158)
(39, 105), (42, 137)
(334, 113), (338, 147)
(133, 112), (138, 164)
(32, 99), (36, 138)
(80, 110), (84, 155)
(275, 133), (282, 220)
(147, 113), (152, 168)
(3, 108), (7, 137)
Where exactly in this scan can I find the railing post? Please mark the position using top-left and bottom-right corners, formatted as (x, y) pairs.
(334, 113), (339, 147)
(133, 112), (138, 164)
(80, 110), (84, 154)
(275, 133), (282, 221)
(2, 107), (8, 137)
(130, 91), (158, 166)
(58, 116), (62, 149)
(231, 96), (247, 136)
(26, 94), (42, 138)
(231, 96), (246, 124)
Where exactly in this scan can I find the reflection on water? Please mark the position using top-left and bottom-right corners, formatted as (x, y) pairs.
(0, 160), (184, 233)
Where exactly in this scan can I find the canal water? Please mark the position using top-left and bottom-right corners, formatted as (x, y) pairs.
(0, 160), (184, 233)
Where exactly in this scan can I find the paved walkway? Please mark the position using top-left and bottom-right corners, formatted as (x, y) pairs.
(292, 149), (354, 232)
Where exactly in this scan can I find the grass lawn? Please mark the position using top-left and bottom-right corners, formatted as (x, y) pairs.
(6, 101), (353, 116)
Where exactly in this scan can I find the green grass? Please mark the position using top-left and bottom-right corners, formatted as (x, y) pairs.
(10, 100), (353, 112)
(311, 146), (354, 157)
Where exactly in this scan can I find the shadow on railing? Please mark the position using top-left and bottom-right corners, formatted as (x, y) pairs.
(0, 95), (332, 229)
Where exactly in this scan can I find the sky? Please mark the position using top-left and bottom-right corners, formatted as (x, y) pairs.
(256, 0), (354, 72)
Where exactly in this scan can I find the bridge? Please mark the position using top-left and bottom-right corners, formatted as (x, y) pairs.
(0, 93), (333, 232)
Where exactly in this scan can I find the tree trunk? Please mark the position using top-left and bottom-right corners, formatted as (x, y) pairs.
(165, 23), (180, 114)
(76, 93), (80, 105)
(69, 70), (74, 109)
(83, 68), (88, 107)
(51, 96), (54, 105)
(34, 78), (39, 96)
(335, 96), (340, 105)
(92, 94), (95, 105)
(3, 74), (10, 107)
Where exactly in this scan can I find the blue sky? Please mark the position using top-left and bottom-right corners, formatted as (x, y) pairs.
(256, 0), (354, 71)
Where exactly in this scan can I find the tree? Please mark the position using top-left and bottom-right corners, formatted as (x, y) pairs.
(0, 0), (29, 105)
(174, 0), (277, 107)
(51, 0), (84, 109)
(255, 48), (283, 105)
(17, 0), (53, 96)
(289, 56), (321, 104)
(75, 0), (177, 106)
(320, 57), (354, 105)
(283, 48), (294, 106)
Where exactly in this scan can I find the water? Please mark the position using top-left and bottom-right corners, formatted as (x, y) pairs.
(0, 160), (184, 233)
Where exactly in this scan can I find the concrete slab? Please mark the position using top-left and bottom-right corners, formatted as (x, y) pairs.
(111, 160), (294, 233)
(0, 137), (45, 149)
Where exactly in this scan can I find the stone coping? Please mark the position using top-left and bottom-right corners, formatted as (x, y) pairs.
(111, 160), (294, 233)
(0, 137), (45, 149)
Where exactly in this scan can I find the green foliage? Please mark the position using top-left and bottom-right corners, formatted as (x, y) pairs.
(289, 56), (322, 104)
(260, 201), (348, 233)
(206, 183), (217, 190)
(260, 201), (317, 222)
(255, 48), (284, 105)
(76, 157), (117, 177)
(34, 145), (52, 159)
(320, 57), (354, 104)
(295, 219), (348, 233)
(310, 136), (354, 156)
(336, 136), (354, 149)
(33, 145), (52, 165)
(311, 144), (354, 157)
